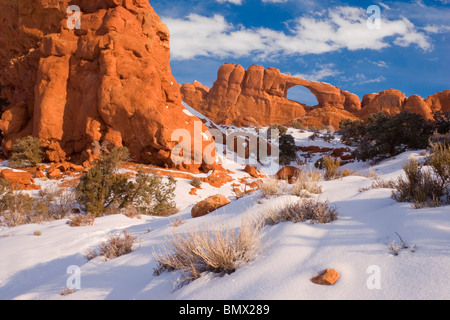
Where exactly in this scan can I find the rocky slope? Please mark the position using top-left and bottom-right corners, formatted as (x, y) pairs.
(0, 0), (216, 173)
(182, 63), (450, 129)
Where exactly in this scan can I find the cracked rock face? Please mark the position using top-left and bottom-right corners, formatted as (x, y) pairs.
(0, 0), (216, 172)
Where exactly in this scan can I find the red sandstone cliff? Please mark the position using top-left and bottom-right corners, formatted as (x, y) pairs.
(182, 63), (449, 130)
(0, 0), (216, 172)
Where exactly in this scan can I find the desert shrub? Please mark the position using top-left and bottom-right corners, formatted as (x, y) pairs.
(259, 179), (282, 198)
(429, 132), (450, 148)
(37, 187), (77, 220)
(51, 191), (77, 219)
(278, 134), (297, 165)
(0, 188), (34, 227)
(306, 168), (322, 182)
(262, 199), (339, 226)
(291, 181), (323, 196)
(339, 112), (434, 163)
(154, 219), (261, 287)
(359, 178), (398, 193)
(131, 169), (177, 216)
(430, 111), (450, 135)
(392, 149), (450, 208)
(308, 131), (320, 141)
(86, 230), (137, 261)
(322, 133), (335, 143)
(290, 121), (305, 130)
(170, 217), (185, 228)
(323, 156), (341, 181)
(9, 136), (44, 168)
(267, 124), (288, 139)
(67, 214), (95, 227)
(290, 170), (323, 196)
(339, 118), (366, 145)
(429, 143), (450, 189)
(190, 177), (202, 189)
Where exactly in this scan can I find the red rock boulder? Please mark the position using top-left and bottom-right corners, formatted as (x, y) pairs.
(426, 90), (450, 113)
(191, 194), (230, 218)
(311, 269), (340, 286)
(0, 169), (40, 190)
(275, 166), (303, 184)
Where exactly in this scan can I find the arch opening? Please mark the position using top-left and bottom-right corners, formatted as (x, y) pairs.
(286, 85), (319, 107)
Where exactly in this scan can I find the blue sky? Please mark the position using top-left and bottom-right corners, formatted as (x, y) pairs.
(152, 0), (450, 103)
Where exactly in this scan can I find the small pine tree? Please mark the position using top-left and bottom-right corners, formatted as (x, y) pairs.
(76, 147), (134, 216)
(76, 148), (177, 217)
(9, 136), (44, 168)
(278, 134), (297, 165)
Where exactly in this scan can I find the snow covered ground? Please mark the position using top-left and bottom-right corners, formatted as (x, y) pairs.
(0, 127), (449, 300)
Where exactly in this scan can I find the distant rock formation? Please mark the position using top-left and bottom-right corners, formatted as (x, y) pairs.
(182, 63), (450, 130)
(0, 0), (217, 173)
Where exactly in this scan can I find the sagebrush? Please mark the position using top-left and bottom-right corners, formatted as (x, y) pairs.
(86, 230), (138, 261)
(154, 219), (262, 287)
(261, 199), (339, 226)
(392, 144), (450, 208)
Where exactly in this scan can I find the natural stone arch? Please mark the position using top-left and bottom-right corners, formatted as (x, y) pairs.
(285, 84), (319, 107)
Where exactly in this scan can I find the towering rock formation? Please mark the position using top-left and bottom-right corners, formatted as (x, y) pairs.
(182, 63), (449, 130)
(181, 63), (360, 129)
(0, 0), (216, 173)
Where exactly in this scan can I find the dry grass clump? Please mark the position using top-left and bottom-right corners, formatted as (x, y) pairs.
(0, 181), (79, 227)
(359, 178), (398, 193)
(259, 179), (283, 198)
(30, 187), (77, 223)
(323, 156), (342, 181)
(170, 217), (185, 228)
(260, 169), (323, 199)
(86, 230), (138, 261)
(306, 169), (323, 182)
(291, 169), (323, 196)
(262, 199), (339, 226)
(153, 219), (262, 288)
(291, 182), (322, 196)
(60, 288), (76, 296)
(67, 214), (95, 227)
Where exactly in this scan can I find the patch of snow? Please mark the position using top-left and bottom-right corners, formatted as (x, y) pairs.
(0, 121), (449, 301)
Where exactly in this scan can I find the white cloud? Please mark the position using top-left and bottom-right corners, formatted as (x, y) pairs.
(423, 24), (450, 33)
(291, 64), (341, 82)
(163, 6), (434, 61)
(216, 0), (243, 5)
(262, 0), (288, 3)
(353, 74), (387, 86)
